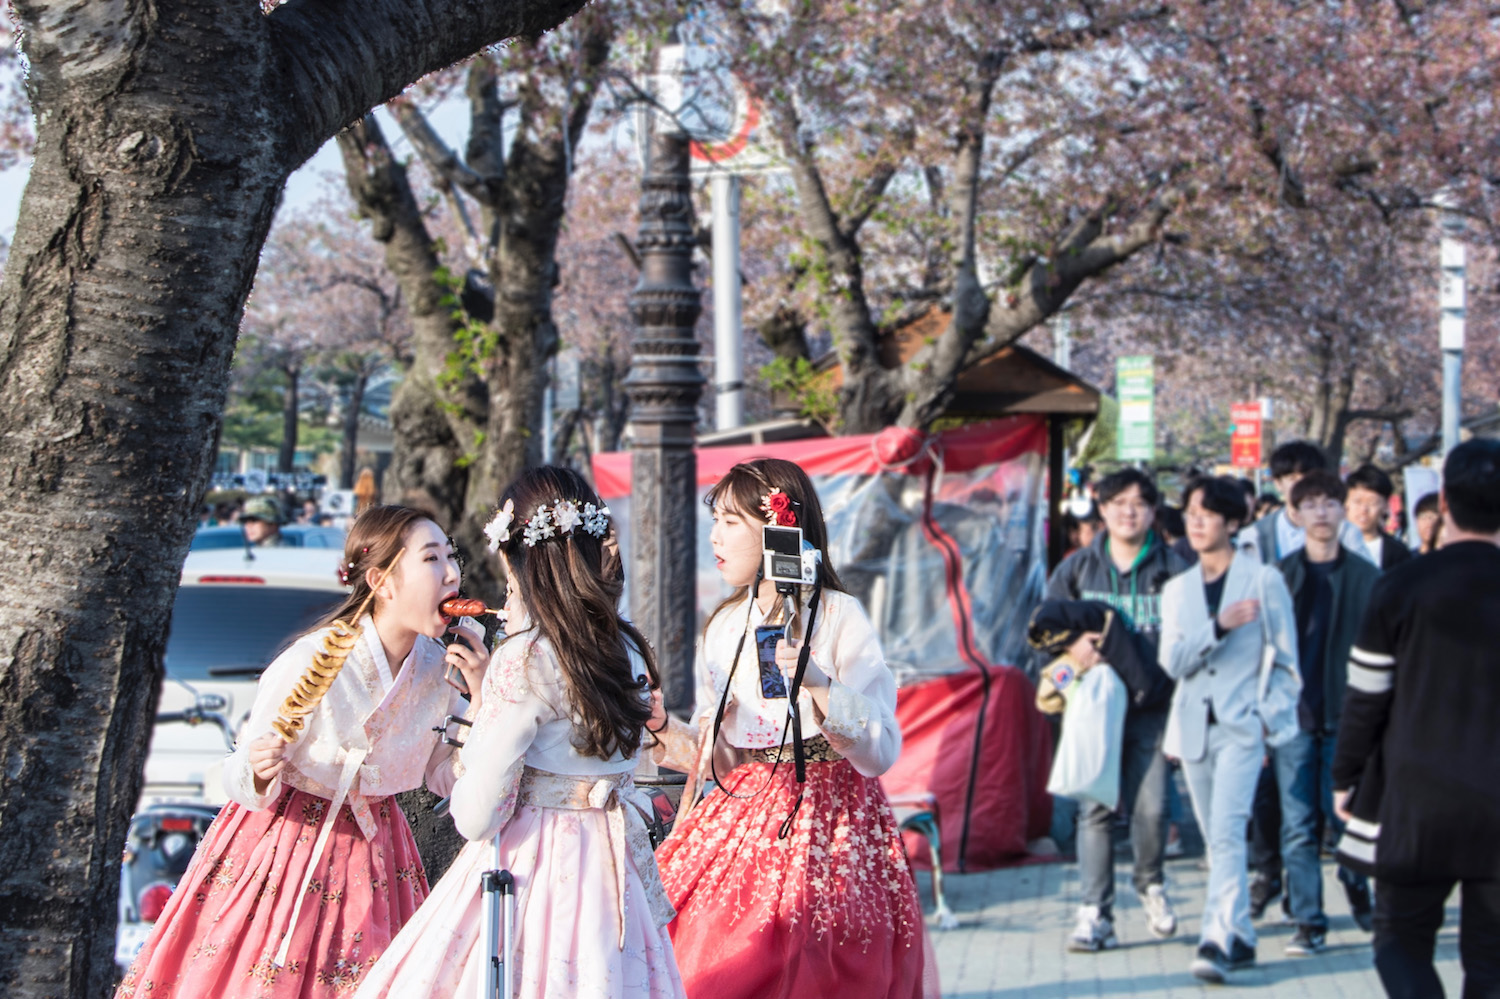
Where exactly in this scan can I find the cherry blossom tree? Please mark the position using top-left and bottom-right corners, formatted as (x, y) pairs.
(335, 3), (661, 601)
(697, 0), (1500, 433)
(240, 201), (412, 481)
(0, 3), (588, 993)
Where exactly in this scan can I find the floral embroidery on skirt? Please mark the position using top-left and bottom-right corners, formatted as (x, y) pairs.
(114, 786), (427, 999)
(655, 759), (928, 999)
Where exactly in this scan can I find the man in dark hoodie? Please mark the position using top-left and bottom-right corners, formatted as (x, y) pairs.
(1048, 468), (1190, 952)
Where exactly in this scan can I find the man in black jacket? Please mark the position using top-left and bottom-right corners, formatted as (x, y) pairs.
(1333, 439), (1500, 998)
(1047, 468), (1190, 952)
(1272, 471), (1380, 955)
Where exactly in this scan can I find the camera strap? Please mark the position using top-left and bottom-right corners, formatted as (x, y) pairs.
(777, 578), (823, 840)
(706, 572), (826, 825)
(708, 571), (777, 801)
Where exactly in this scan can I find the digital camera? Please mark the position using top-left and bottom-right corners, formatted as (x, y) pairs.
(762, 525), (818, 592)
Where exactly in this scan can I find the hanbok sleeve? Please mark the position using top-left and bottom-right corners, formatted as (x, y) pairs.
(805, 593), (901, 779)
(221, 637), (317, 811)
(447, 637), (554, 842)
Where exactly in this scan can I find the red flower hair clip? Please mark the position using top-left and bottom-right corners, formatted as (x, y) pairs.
(760, 488), (798, 527)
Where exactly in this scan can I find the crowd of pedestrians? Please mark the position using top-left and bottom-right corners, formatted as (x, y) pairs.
(1046, 438), (1500, 994)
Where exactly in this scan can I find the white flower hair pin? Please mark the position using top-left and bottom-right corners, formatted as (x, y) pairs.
(523, 504), (556, 546)
(553, 499), (582, 535)
(484, 499), (515, 551)
(582, 502), (610, 538)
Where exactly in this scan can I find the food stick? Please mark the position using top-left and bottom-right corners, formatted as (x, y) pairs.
(270, 548), (405, 742)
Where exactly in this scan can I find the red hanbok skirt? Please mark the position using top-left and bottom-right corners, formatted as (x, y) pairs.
(115, 786), (427, 999)
(655, 758), (935, 999)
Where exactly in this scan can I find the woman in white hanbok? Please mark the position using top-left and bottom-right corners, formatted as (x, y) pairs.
(355, 467), (684, 999)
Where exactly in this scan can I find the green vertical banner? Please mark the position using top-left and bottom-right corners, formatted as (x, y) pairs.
(1115, 354), (1155, 462)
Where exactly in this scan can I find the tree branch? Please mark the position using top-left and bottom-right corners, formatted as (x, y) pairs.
(838, 124), (913, 241)
(893, 181), (1183, 429)
(268, 0), (587, 168)
(336, 113), (487, 427)
(464, 54), (510, 184)
(390, 97), (496, 206)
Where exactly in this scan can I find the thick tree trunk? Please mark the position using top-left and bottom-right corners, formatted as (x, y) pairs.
(339, 371), (367, 489)
(0, 9), (283, 996)
(0, 2), (589, 995)
(278, 363), (300, 474)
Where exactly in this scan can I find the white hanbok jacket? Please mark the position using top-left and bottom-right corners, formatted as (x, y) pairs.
(657, 588), (901, 779)
(222, 614), (471, 833)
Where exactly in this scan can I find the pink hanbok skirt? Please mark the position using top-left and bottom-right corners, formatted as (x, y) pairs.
(115, 787), (427, 999)
(655, 758), (938, 999)
(351, 798), (685, 999)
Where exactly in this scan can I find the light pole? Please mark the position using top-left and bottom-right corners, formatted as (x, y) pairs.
(1438, 190), (1466, 456)
(625, 122), (705, 713)
(711, 173), (744, 430)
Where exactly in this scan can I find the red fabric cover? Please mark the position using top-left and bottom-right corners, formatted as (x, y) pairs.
(591, 415), (1046, 498)
(882, 667), (1055, 872)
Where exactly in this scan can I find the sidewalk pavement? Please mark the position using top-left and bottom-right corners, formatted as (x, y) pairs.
(920, 855), (1464, 998)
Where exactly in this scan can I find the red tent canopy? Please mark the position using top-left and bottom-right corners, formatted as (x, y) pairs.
(596, 416), (1054, 870)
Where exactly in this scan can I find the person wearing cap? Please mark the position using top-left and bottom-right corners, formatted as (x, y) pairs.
(241, 496), (288, 547)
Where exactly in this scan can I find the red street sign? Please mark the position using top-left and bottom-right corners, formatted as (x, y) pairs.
(1230, 402), (1262, 468)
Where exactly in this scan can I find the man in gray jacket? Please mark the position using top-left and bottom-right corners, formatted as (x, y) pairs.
(1047, 468), (1190, 952)
(1161, 476), (1300, 983)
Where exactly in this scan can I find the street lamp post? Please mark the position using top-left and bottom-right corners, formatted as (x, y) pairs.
(625, 127), (705, 713)
(711, 173), (744, 430)
(1438, 199), (1466, 456)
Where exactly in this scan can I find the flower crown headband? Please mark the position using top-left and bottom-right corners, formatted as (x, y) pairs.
(485, 497), (611, 551)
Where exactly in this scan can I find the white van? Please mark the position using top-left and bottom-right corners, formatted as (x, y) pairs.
(143, 546), (346, 804)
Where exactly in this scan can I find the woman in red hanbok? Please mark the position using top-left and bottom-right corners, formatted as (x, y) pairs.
(115, 506), (486, 999)
(652, 458), (938, 999)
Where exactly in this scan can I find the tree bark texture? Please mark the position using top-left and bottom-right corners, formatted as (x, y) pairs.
(0, 2), (586, 996)
(339, 370), (368, 490)
(278, 362), (301, 474)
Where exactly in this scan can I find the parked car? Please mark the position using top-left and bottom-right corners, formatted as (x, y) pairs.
(190, 523), (346, 551)
(142, 547), (346, 803)
(119, 547), (349, 971)
(115, 800), (221, 973)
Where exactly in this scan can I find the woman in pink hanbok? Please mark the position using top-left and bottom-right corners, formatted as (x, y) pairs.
(116, 506), (489, 999)
(353, 466), (684, 999)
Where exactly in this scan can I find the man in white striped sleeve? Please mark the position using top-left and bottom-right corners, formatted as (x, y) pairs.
(1332, 439), (1500, 999)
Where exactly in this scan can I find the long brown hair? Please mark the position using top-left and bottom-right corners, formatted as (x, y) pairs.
(314, 505), (435, 631)
(704, 458), (846, 628)
(494, 466), (658, 761)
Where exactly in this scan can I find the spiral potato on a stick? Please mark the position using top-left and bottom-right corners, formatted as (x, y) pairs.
(270, 548), (405, 742)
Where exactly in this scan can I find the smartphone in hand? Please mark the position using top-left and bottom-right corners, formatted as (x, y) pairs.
(754, 624), (788, 699)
